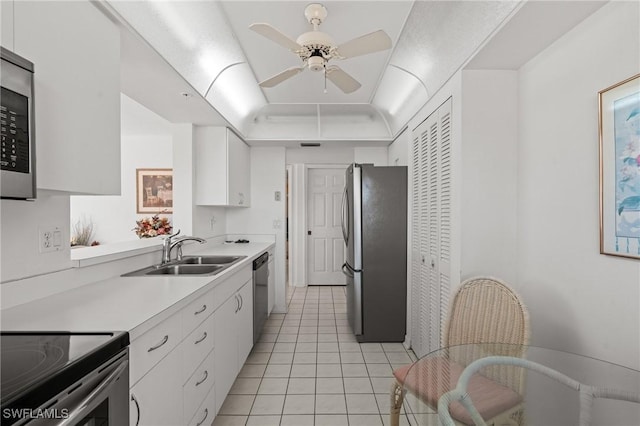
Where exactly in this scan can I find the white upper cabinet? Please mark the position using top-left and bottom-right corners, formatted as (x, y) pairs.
(11, 1), (121, 195)
(195, 126), (251, 207)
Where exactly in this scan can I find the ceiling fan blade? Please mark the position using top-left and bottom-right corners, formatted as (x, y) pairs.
(259, 67), (305, 88)
(336, 29), (392, 59)
(249, 23), (302, 52)
(325, 66), (361, 94)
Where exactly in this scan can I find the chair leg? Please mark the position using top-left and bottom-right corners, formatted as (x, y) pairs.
(390, 379), (405, 426)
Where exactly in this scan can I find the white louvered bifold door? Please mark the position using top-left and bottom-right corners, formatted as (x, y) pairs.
(410, 98), (453, 358)
(410, 132), (422, 354)
(438, 99), (452, 345)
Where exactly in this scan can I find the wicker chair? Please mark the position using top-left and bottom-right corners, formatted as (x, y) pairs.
(390, 277), (530, 426)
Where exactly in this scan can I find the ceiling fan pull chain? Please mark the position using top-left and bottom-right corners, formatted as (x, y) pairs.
(324, 66), (328, 94)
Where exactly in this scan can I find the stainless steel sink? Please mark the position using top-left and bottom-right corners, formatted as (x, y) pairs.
(121, 254), (246, 277)
(145, 264), (224, 275)
(123, 263), (225, 277)
(179, 255), (245, 265)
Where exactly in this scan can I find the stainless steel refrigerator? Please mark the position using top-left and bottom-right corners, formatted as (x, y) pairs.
(341, 163), (407, 342)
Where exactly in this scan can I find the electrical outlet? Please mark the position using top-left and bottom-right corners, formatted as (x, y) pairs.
(39, 226), (62, 253)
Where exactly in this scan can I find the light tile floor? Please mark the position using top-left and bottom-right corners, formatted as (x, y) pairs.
(213, 285), (437, 426)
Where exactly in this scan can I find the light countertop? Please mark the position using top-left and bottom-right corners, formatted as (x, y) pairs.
(1, 242), (274, 341)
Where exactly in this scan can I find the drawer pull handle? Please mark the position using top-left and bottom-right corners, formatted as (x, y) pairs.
(147, 335), (169, 352)
(194, 304), (207, 315)
(238, 294), (243, 311)
(131, 394), (140, 426)
(234, 295), (240, 313)
(196, 408), (208, 426)
(195, 332), (208, 345)
(196, 370), (209, 386)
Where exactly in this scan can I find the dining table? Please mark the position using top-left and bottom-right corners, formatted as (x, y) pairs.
(398, 343), (640, 426)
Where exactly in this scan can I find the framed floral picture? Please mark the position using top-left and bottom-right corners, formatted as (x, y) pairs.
(599, 74), (640, 258)
(136, 168), (173, 213)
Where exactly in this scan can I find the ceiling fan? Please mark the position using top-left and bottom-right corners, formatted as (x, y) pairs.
(249, 3), (392, 94)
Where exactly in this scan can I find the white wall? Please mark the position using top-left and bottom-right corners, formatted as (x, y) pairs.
(71, 95), (174, 244)
(71, 134), (172, 244)
(227, 147), (287, 312)
(286, 147), (354, 165)
(1, 193), (71, 282)
(516, 1), (640, 369)
(388, 128), (409, 166)
(354, 147), (388, 166)
(460, 70), (519, 283)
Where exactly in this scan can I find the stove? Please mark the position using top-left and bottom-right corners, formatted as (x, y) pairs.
(1, 331), (129, 426)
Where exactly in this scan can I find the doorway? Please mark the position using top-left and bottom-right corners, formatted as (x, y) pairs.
(306, 167), (347, 285)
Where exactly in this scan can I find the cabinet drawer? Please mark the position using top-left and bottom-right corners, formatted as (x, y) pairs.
(188, 384), (216, 426)
(183, 313), (215, 383)
(184, 348), (215, 424)
(130, 313), (181, 386)
(182, 288), (215, 337)
(212, 266), (252, 311)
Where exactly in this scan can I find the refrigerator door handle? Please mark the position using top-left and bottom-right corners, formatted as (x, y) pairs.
(341, 262), (354, 277)
(341, 186), (349, 245)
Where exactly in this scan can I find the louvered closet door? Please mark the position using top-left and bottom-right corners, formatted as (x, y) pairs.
(410, 132), (422, 354)
(437, 99), (452, 348)
(410, 98), (452, 358)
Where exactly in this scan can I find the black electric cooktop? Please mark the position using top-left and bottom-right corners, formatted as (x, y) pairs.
(0, 331), (129, 417)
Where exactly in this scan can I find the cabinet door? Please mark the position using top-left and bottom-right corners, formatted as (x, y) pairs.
(213, 294), (239, 413)
(130, 347), (183, 426)
(195, 126), (227, 205)
(227, 130), (250, 207)
(237, 281), (254, 366)
(13, 1), (121, 194)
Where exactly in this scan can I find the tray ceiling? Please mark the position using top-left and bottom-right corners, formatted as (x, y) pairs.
(109, 1), (606, 145)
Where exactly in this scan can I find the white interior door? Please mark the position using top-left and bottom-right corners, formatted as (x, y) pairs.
(307, 167), (347, 285)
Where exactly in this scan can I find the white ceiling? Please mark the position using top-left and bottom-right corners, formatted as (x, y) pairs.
(109, 1), (607, 146)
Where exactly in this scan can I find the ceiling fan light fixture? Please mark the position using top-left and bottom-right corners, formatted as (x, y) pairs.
(308, 56), (325, 72)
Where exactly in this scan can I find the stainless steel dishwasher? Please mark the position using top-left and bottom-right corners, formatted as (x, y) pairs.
(253, 252), (269, 344)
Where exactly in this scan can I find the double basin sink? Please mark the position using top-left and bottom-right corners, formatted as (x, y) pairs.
(123, 255), (246, 277)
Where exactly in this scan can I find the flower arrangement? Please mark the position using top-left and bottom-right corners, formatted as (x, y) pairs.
(133, 213), (172, 238)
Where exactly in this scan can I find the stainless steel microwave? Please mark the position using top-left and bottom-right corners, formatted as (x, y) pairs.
(1, 47), (36, 200)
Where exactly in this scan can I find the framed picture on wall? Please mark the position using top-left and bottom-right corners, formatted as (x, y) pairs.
(136, 168), (173, 213)
(599, 74), (640, 258)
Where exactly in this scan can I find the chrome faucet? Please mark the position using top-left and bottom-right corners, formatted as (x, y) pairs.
(161, 230), (206, 264)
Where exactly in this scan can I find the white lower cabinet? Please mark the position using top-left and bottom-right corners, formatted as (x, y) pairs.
(214, 279), (253, 413)
(128, 264), (255, 425)
(130, 346), (182, 426)
(237, 281), (254, 366)
(213, 290), (239, 412)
